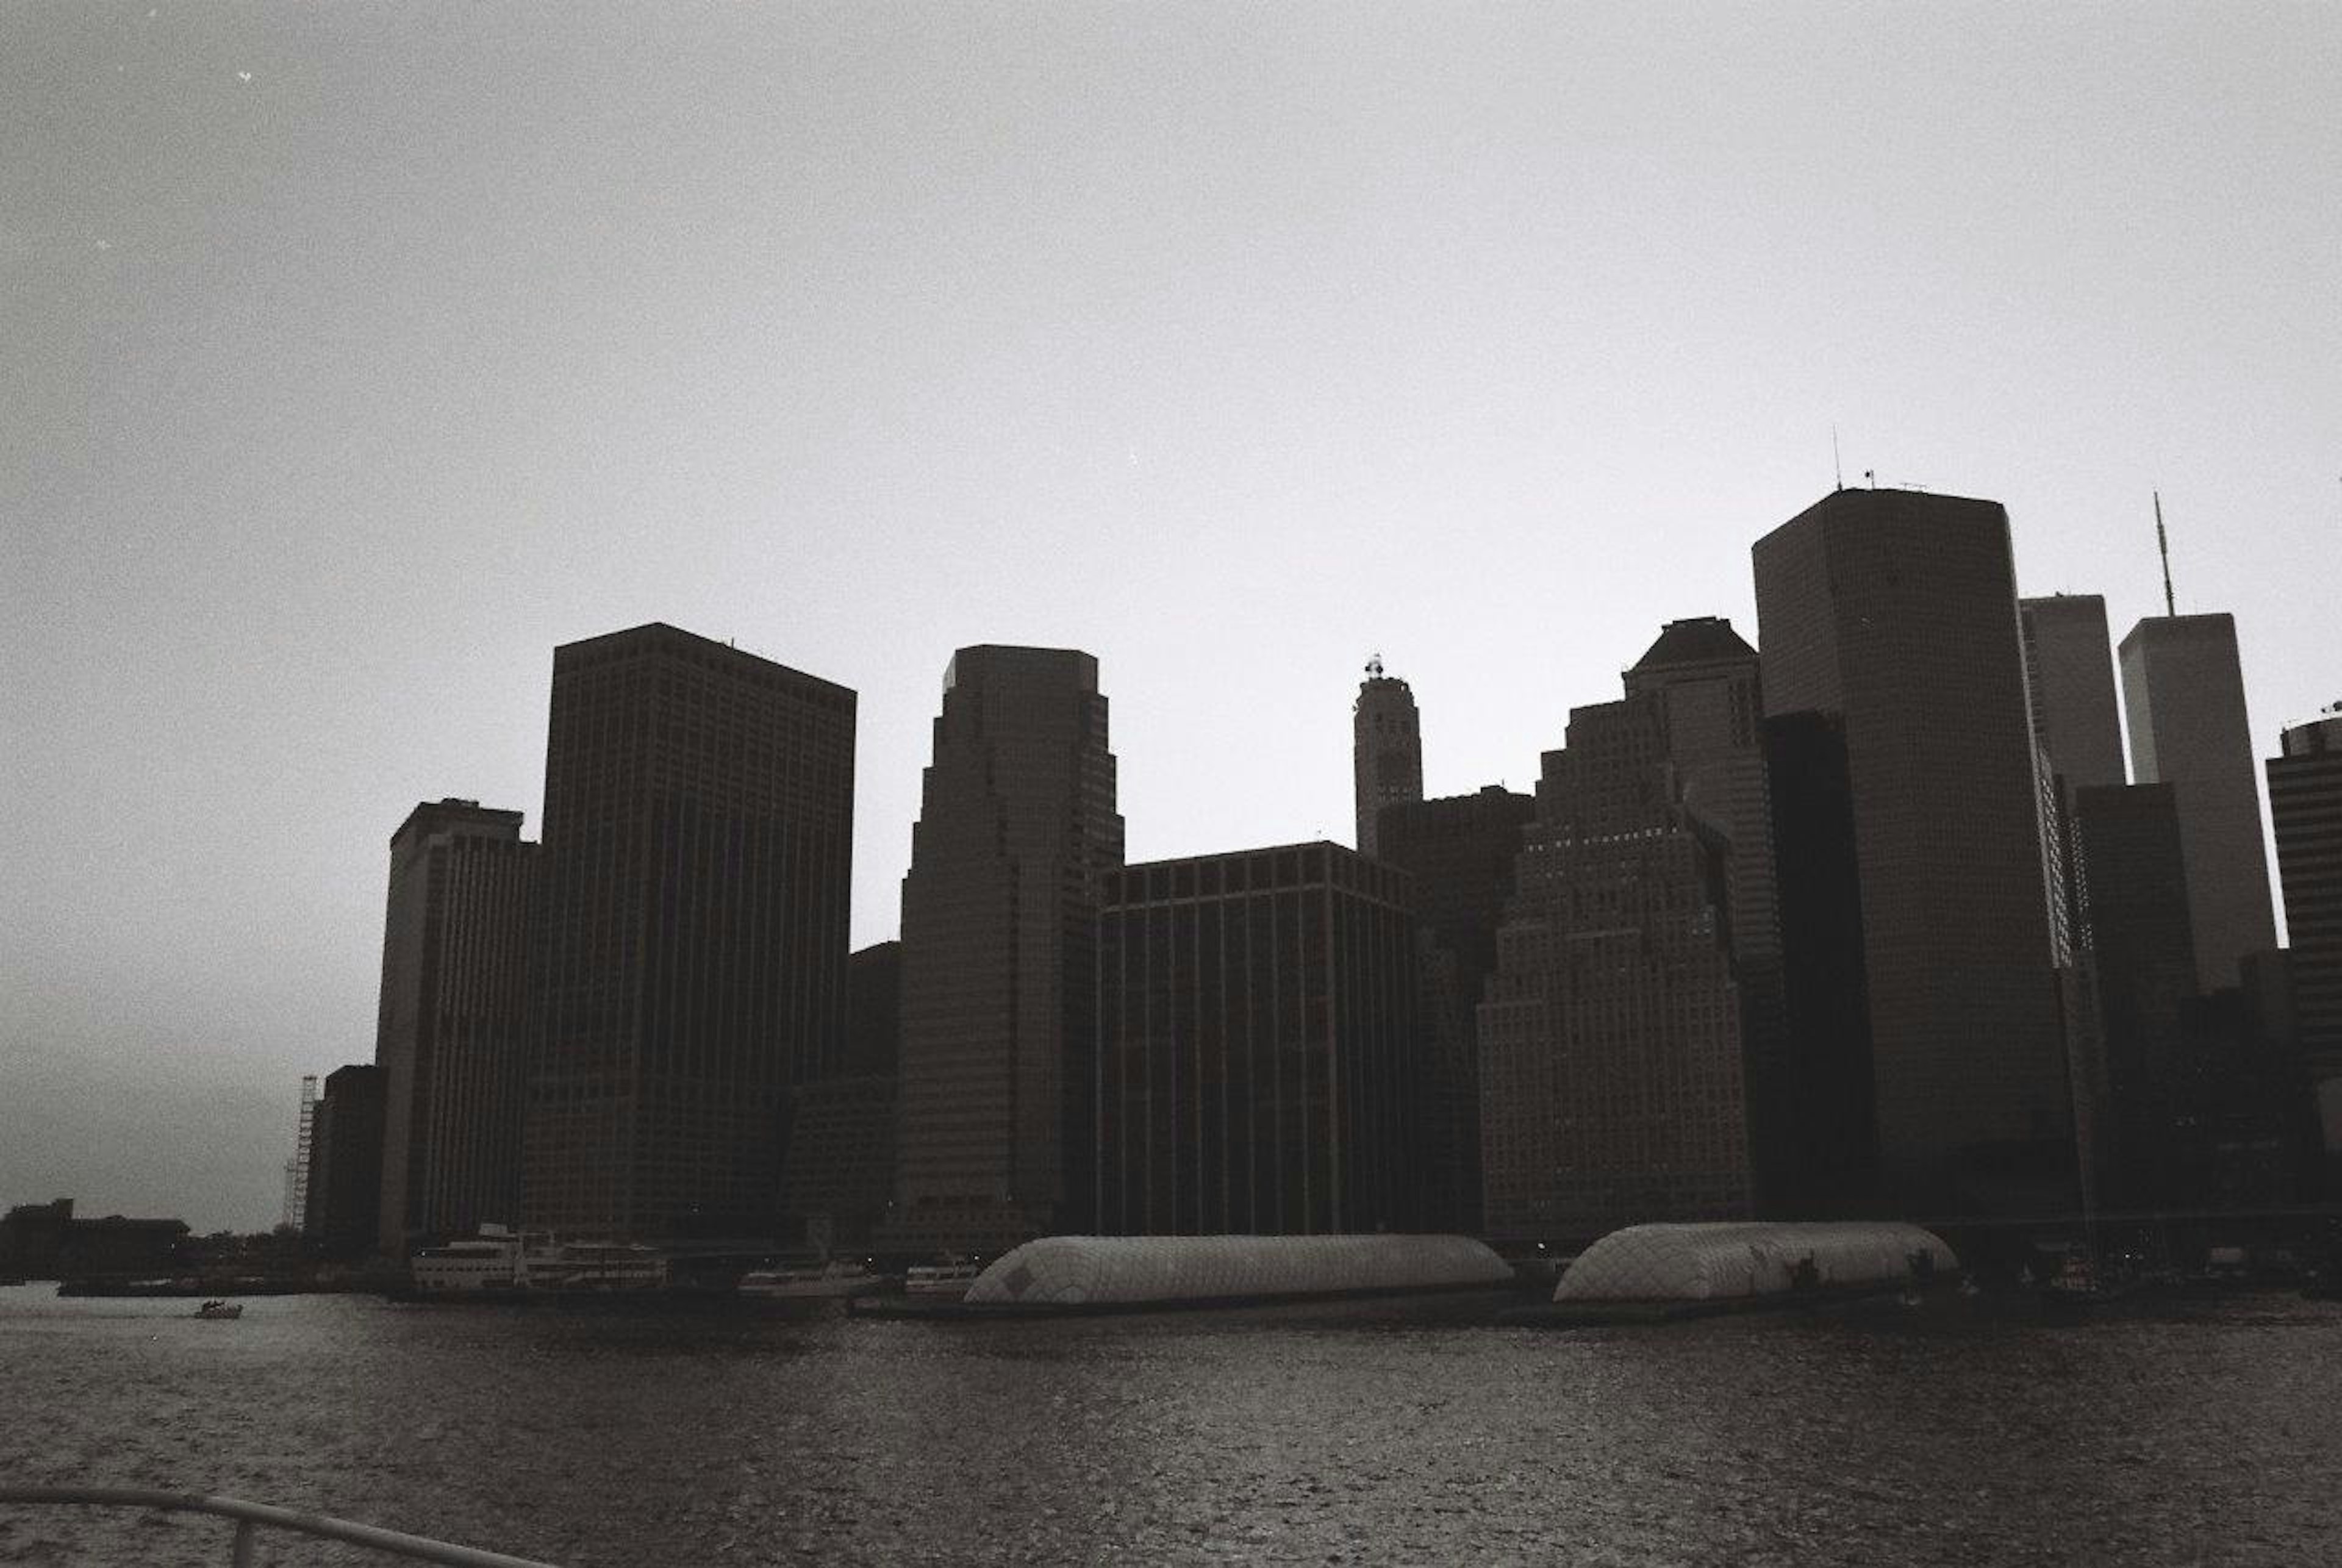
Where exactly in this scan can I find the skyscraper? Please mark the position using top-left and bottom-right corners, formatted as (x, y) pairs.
(1377, 786), (1536, 1234)
(1752, 488), (2072, 1215)
(374, 798), (537, 1254)
(1353, 658), (1423, 859)
(2071, 783), (2199, 1206)
(2119, 613), (2277, 992)
(525, 624), (856, 1242)
(1480, 695), (1752, 1242)
(888, 646), (1122, 1253)
(1094, 843), (1423, 1236)
(303, 1064), (385, 1259)
(2269, 713), (2342, 1142)
(1620, 616), (1792, 1203)
(2020, 595), (2128, 797)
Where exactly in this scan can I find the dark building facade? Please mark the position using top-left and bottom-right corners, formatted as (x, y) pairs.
(1752, 488), (2072, 1217)
(779, 943), (902, 1253)
(1095, 842), (1425, 1236)
(1481, 695), (1753, 1244)
(2271, 714), (2342, 1158)
(303, 1064), (385, 1259)
(2119, 613), (2277, 993)
(2071, 784), (2199, 1207)
(1620, 616), (1792, 1206)
(889, 646), (1122, 1252)
(1376, 787), (1536, 1234)
(524, 624), (856, 1242)
(1353, 659), (1423, 860)
(373, 799), (537, 1255)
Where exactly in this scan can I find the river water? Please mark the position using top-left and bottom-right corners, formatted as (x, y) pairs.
(2, 1283), (2337, 1566)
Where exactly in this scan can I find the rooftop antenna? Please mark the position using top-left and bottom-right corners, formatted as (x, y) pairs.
(2154, 490), (2176, 616)
(1832, 426), (1843, 492)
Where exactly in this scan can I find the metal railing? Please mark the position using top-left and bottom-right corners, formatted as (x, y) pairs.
(0, 1486), (565, 1567)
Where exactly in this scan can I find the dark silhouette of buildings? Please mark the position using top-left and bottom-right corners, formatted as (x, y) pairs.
(303, 1064), (385, 1259)
(1752, 489), (2072, 1217)
(373, 799), (538, 1255)
(2071, 783), (2199, 1206)
(1094, 843), (1425, 1235)
(1353, 659), (1423, 859)
(779, 942), (901, 1252)
(887, 646), (1122, 1253)
(2270, 712), (2342, 1163)
(2119, 613), (2277, 992)
(1481, 695), (1753, 1243)
(523, 624), (856, 1242)
(1376, 786), (1536, 1234)
(0, 1199), (188, 1281)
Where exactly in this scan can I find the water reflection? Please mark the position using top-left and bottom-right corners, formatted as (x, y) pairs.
(2, 1286), (2339, 1565)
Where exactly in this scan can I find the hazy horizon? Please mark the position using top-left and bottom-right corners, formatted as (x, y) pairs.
(9, 2), (2337, 1231)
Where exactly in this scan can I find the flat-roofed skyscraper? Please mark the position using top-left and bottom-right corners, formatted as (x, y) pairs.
(1095, 843), (1423, 1236)
(1353, 658), (1423, 859)
(2270, 714), (2342, 1144)
(524, 624), (855, 1241)
(2119, 612), (2278, 992)
(374, 798), (537, 1255)
(888, 646), (1122, 1253)
(1752, 488), (2071, 1216)
(2021, 595), (2128, 796)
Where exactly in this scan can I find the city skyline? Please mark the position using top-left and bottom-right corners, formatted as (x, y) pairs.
(10, 4), (2340, 1231)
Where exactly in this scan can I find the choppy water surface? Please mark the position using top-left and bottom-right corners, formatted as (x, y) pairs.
(3, 1284), (2338, 1566)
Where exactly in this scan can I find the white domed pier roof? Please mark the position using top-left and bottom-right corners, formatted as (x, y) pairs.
(1554, 1222), (1958, 1303)
(964, 1233), (1513, 1309)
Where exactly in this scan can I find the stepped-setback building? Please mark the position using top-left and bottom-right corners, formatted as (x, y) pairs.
(887, 646), (1122, 1252)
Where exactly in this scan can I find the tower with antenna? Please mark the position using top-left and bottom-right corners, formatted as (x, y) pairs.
(1353, 655), (1422, 859)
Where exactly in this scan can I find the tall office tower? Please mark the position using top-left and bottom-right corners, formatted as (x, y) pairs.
(1481, 695), (1753, 1244)
(2270, 714), (2342, 1144)
(525, 625), (856, 1242)
(1353, 658), (1423, 859)
(889, 646), (1122, 1253)
(303, 1064), (385, 1259)
(1752, 489), (2071, 1216)
(2119, 613), (2277, 992)
(2020, 595), (2128, 795)
(1620, 617), (1792, 1203)
(280, 1074), (320, 1231)
(2071, 784), (2200, 1206)
(1363, 788), (1534, 1233)
(374, 799), (539, 1254)
(1095, 843), (1424, 1236)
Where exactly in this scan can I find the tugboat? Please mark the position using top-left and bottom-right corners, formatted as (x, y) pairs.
(192, 1300), (242, 1320)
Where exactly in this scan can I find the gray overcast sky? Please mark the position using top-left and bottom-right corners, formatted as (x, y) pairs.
(7, 3), (2337, 1231)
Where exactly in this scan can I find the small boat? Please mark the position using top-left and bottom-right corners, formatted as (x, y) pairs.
(193, 1300), (242, 1320)
(738, 1260), (884, 1300)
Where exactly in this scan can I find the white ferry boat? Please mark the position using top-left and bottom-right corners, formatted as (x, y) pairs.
(407, 1227), (666, 1295)
(737, 1260), (884, 1300)
(409, 1227), (526, 1292)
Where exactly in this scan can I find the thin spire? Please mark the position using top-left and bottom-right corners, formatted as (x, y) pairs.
(2154, 490), (2175, 616)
